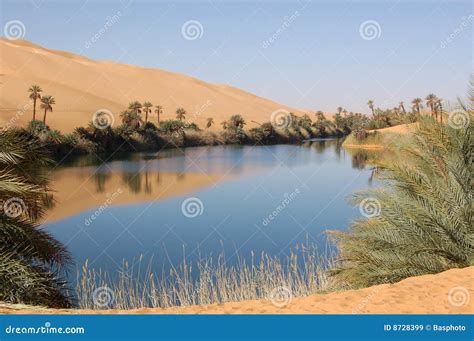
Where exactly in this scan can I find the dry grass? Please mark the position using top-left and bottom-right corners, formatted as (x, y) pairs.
(76, 244), (335, 310)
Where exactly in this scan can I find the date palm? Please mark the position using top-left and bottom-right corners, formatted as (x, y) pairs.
(411, 98), (423, 115)
(40, 95), (55, 125)
(206, 117), (214, 129)
(330, 98), (473, 289)
(0, 130), (72, 307)
(176, 107), (186, 121)
(399, 101), (406, 114)
(128, 101), (142, 115)
(154, 105), (163, 125)
(425, 94), (438, 120)
(142, 101), (153, 124)
(28, 85), (42, 121)
(367, 100), (375, 116)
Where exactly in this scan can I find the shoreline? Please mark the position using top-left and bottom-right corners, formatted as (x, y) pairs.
(1, 266), (471, 314)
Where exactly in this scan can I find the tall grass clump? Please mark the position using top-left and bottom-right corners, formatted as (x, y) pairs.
(329, 94), (473, 289)
(0, 129), (73, 307)
(77, 244), (334, 309)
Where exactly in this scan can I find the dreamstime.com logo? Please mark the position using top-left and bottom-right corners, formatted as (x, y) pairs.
(270, 109), (292, 129)
(3, 197), (27, 218)
(181, 20), (204, 41)
(92, 109), (115, 130)
(448, 286), (470, 307)
(3, 20), (26, 40)
(359, 20), (382, 41)
(5, 322), (85, 335)
(359, 197), (381, 218)
(268, 286), (292, 307)
(181, 197), (204, 218)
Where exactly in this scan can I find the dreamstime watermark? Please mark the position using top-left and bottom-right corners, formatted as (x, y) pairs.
(185, 99), (213, 126)
(359, 197), (381, 218)
(262, 189), (300, 227)
(84, 188), (123, 226)
(4, 102), (30, 130)
(359, 20), (382, 41)
(3, 20), (26, 40)
(3, 197), (27, 218)
(92, 109), (115, 130)
(448, 286), (470, 307)
(440, 15), (473, 49)
(262, 11), (300, 49)
(448, 110), (470, 129)
(84, 11), (122, 49)
(270, 109), (293, 130)
(352, 283), (384, 314)
(92, 286), (115, 308)
(5, 322), (85, 335)
(268, 286), (292, 307)
(181, 20), (204, 41)
(181, 197), (204, 218)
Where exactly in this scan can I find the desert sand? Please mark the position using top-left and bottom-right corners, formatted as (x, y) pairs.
(1, 267), (472, 314)
(0, 39), (309, 132)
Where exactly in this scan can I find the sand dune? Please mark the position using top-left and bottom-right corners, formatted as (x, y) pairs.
(0, 39), (309, 132)
(1, 267), (472, 314)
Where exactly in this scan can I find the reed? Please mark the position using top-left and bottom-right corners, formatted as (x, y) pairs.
(77, 244), (335, 309)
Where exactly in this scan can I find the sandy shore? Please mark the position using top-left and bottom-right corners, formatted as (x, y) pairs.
(1, 267), (472, 315)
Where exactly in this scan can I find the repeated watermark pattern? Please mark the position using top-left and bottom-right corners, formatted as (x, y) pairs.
(181, 20), (204, 41)
(84, 11), (122, 49)
(262, 188), (300, 227)
(448, 286), (470, 307)
(92, 286), (115, 308)
(268, 286), (292, 307)
(359, 20), (382, 41)
(3, 197), (27, 218)
(440, 15), (474, 49)
(181, 197), (204, 218)
(3, 20), (26, 40)
(359, 197), (381, 218)
(84, 188), (123, 226)
(92, 109), (115, 130)
(262, 11), (300, 49)
(4, 103), (30, 130)
(448, 110), (470, 129)
(270, 109), (292, 129)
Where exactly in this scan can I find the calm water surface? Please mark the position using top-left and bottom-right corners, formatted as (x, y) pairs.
(45, 141), (379, 278)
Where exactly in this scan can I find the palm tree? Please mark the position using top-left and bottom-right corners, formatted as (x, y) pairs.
(367, 100), (375, 116)
(337, 107), (343, 115)
(399, 101), (406, 114)
(40, 96), (55, 125)
(0, 130), (72, 307)
(128, 101), (142, 115)
(176, 107), (186, 121)
(437, 98), (444, 123)
(28, 85), (42, 121)
(154, 105), (163, 125)
(425, 94), (438, 120)
(411, 98), (423, 115)
(206, 117), (214, 129)
(329, 106), (473, 289)
(142, 102), (153, 124)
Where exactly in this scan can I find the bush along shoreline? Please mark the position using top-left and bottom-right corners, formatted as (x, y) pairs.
(13, 110), (417, 159)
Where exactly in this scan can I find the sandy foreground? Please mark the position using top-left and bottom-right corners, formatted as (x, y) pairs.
(0, 39), (310, 132)
(1, 267), (472, 315)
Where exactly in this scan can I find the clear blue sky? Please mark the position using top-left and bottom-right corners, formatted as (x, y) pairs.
(1, 0), (472, 113)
